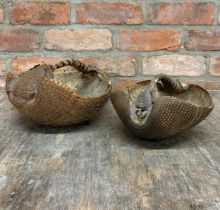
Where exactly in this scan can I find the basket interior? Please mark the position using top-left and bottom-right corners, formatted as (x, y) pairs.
(158, 85), (213, 107)
(53, 66), (110, 97)
(130, 81), (213, 108)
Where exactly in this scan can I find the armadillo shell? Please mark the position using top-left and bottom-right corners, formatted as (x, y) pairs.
(111, 80), (214, 140)
(6, 63), (111, 126)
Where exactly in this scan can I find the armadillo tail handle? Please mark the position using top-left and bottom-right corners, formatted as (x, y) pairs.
(53, 59), (97, 73)
(155, 73), (189, 93)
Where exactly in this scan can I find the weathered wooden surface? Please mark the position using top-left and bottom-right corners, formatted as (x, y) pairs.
(0, 90), (219, 210)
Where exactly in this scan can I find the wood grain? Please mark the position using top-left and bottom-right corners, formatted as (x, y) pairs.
(0, 91), (219, 210)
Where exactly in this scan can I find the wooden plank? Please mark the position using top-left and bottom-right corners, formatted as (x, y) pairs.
(0, 91), (219, 210)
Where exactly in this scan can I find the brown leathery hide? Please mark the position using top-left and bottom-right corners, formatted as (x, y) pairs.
(111, 74), (214, 140)
(6, 59), (112, 126)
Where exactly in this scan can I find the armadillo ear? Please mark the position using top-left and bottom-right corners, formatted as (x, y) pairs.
(6, 72), (26, 107)
(6, 72), (18, 94)
(6, 64), (54, 107)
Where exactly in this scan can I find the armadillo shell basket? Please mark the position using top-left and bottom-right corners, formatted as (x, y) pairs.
(6, 59), (112, 126)
(111, 74), (214, 140)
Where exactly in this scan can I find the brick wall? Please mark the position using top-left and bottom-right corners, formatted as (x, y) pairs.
(0, 0), (220, 90)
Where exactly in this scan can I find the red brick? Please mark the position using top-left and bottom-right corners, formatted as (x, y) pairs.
(184, 80), (220, 90)
(0, 59), (6, 76)
(0, 29), (40, 52)
(0, 80), (5, 89)
(148, 3), (214, 25)
(10, 2), (70, 25)
(12, 56), (65, 74)
(44, 29), (112, 51)
(76, 2), (143, 24)
(117, 29), (181, 51)
(0, 59), (6, 89)
(79, 56), (136, 76)
(12, 56), (136, 76)
(185, 30), (220, 51)
(143, 55), (206, 76)
(115, 80), (220, 91)
(209, 57), (220, 76)
(114, 80), (137, 91)
(0, 7), (3, 23)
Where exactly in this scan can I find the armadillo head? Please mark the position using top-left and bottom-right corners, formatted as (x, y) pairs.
(135, 88), (153, 120)
(6, 64), (54, 106)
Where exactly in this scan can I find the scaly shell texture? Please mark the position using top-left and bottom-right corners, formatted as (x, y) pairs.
(6, 59), (112, 126)
(111, 74), (214, 140)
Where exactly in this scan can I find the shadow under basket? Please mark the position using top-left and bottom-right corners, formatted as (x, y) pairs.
(110, 74), (214, 140)
(6, 59), (112, 126)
